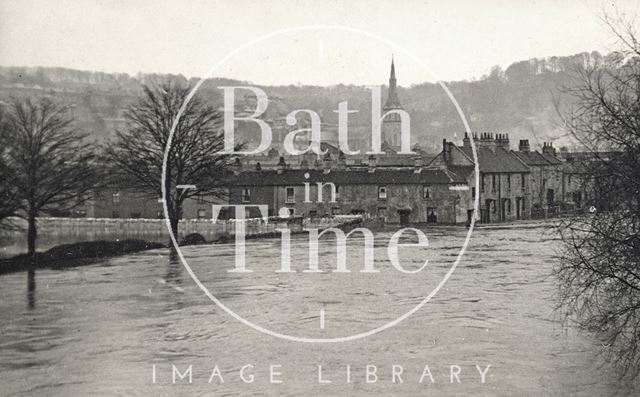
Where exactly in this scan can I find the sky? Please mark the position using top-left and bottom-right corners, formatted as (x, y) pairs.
(0, 0), (639, 86)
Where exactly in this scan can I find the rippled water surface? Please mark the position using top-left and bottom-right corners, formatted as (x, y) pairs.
(0, 223), (636, 396)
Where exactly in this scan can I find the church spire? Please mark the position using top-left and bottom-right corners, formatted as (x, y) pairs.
(390, 55), (396, 80)
(384, 56), (401, 109)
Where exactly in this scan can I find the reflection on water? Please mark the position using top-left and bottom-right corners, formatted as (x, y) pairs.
(0, 224), (636, 396)
(27, 270), (36, 310)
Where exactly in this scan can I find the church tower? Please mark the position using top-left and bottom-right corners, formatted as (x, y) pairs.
(382, 57), (404, 150)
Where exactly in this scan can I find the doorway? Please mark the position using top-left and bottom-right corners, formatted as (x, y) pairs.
(398, 209), (411, 226)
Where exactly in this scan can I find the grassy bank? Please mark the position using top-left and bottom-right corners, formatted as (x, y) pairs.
(0, 239), (165, 275)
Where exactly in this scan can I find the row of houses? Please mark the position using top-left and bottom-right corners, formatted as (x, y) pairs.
(73, 132), (592, 226)
(224, 133), (591, 225)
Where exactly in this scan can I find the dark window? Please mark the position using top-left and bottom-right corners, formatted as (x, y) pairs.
(472, 187), (476, 199)
(521, 173), (525, 189)
(130, 212), (141, 219)
(507, 175), (511, 191)
(481, 175), (485, 192)
(286, 187), (295, 203)
(492, 175), (496, 191)
(112, 211), (120, 218)
(242, 188), (251, 203)
(378, 186), (387, 199)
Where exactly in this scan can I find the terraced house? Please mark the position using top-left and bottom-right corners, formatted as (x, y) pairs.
(429, 133), (532, 223)
(228, 156), (469, 225)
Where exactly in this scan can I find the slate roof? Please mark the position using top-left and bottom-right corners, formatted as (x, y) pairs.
(229, 168), (466, 186)
(458, 146), (530, 173)
(512, 151), (552, 166)
(540, 153), (563, 165)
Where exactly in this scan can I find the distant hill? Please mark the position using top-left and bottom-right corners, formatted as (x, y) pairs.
(0, 50), (626, 152)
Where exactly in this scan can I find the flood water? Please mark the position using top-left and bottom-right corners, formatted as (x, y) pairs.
(0, 223), (636, 396)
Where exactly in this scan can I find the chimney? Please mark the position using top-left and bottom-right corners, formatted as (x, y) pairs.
(477, 132), (497, 152)
(323, 152), (332, 174)
(462, 132), (471, 149)
(337, 151), (346, 170)
(519, 139), (530, 152)
(496, 133), (510, 150)
(542, 142), (556, 156)
(368, 154), (377, 173)
(276, 156), (287, 174)
(413, 155), (423, 173)
(232, 157), (242, 175)
(442, 139), (451, 165)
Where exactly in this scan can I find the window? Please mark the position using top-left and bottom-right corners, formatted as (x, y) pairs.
(331, 207), (340, 216)
(492, 175), (496, 192)
(286, 187), (295, 203)
(472, 187), (476, 199)
(112, 211), (120, 218)
(521, 173), (525, 189)
(130, 212), (141, 219)
(197, 209), (206, 219)
(423, 185), (431, 199)
(112, 192), (120, 204)
(506, 199), (511, 214)
(378, 186), (387, 199)
(507, 175), (511, 191)
(481, 175), (485, 192)
(242, 188), (251, 203)
(335, 185), (340, 200)
(308, 210), (318, 218)
(378, 207), (387, 218)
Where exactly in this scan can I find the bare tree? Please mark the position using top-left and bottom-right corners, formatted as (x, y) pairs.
(106, 82), (237, 239)
(555, 14), (640, 379)
(0, 107), (21, 228)
(3, 98), (101, 264)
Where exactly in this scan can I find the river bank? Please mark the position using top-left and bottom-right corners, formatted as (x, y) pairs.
(0, 239), (165, 275)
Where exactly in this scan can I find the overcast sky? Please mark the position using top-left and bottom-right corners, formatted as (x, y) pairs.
(0, 0), (638, 86)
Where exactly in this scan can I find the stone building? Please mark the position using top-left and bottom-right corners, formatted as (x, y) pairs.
(228, 156), (469, 225)
(428, 133), (532, 223)
(513, 140), (564, 212)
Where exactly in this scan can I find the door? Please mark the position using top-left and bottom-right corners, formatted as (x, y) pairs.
(399, 210), (410, 226)
(546, 189), (555, 206)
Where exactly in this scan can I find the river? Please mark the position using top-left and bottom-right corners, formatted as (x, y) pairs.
(0, 223), (635, 396)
